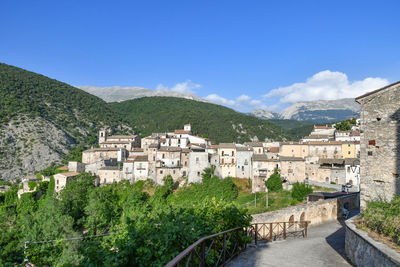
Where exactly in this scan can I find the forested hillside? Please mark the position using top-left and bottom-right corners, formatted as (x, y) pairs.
(0, 63), (128, 181)
(110, 97), (294, 143)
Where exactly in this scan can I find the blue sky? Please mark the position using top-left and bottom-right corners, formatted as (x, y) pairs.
(1, 0), (399, 112)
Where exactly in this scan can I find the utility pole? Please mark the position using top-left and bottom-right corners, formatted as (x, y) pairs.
(265, 187), (268, 208)
(254, 192), (257, 208)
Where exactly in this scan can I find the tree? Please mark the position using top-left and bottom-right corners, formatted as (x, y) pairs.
(265, 169), (282, 192)
(291, 182), (313, 201)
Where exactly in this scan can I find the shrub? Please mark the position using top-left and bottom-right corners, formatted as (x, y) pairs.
(362, 196), (400, 245)
(291, 182), (313, 201)
(265, 169), (282, 192)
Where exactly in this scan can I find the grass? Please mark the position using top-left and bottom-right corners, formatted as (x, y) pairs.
(311, 185), (337, 193)
(231, 178), (300, 214)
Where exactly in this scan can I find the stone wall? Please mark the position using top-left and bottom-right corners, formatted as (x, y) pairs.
(252, 194), (359, 225)
(357, 82), (400, 209)
(345, 216), (400, 267)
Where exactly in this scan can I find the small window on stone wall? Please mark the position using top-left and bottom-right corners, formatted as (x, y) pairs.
(368, 151), (373, 156)
(376, 117), (381, 121)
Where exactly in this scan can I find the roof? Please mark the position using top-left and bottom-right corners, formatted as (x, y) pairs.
(356, 80), (400, 102)
(219, 143), (236, 148)
(253, 154), (277, 161)
(99, 166), (121, 171)
(134, 155), (148, 162)
(319, 158), (345, 165)
(207, 145), (219, 149)
(302, 135), (331, 140)
(280, 142), (304, 146)
(149, 143), (159, 148)
(174, 130), (191, 134)
(132, 148), (144, 152)
(280, 156), (305, 162)
(159, 147), (182, 152)
(84, 147), (121, 152)
(57, 166), (69, 171)
(350, 131), (360, 136)
(106, 135), (137, 139)
(314, 125), (333, 129)
(344, 158), (360, 165)
(181, 148), (191, 153)
(244, 142), (263, 147)
(101, 141), (130, 144)
(55, 171), (80, 177)
(308, 141), (342, 145)
(236, 146), (252, 151)
(268, 147), (279, 153)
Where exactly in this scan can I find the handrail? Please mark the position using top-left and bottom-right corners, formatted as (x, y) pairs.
(165, 227), (243, 267)
(165, 221), (310, 267)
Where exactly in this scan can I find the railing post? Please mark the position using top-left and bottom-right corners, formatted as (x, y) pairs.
(223, 233), (226, 264)
(269, 223), (273, 242)
(255, 224), (258, 245)
(236, 228), (239, 254)
(283, 222), (287, 240)
(200, 242), (205, 267)
(305, 222), (308, 238)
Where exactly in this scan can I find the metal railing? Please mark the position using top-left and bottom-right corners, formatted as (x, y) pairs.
(166, 221), (309, 267)
(250, 221), (309, 244)
(165, 227), (247, 267)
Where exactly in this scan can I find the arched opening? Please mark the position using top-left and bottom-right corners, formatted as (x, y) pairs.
(331, 205), (337, 218)
(321, 207), (328, 220)
(289, 215), (294, 228)
(300, 212), (306, 228)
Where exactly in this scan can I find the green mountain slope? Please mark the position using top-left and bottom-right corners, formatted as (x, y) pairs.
(110, 97), (294, 143)
(0, 63), (126, 180)
(270, 119), (315, 140)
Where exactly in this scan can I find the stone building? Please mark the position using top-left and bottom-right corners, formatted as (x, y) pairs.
(235, 145), (253, 178)
(244, 142), (264, 154)
(251, 154), (279, 193)
(219, 143), (236, 177)
(54, 172), (79, 192)
(308, 141), (342, 159)
(280, 142), (309, 158)
(356, 81), (400, 208)
(280, 156), (306, 183)
(188, 148), (210, 183)
(82, 148), (127, 165)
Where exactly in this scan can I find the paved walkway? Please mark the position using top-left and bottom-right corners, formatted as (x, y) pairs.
(228, 220), (353, 267)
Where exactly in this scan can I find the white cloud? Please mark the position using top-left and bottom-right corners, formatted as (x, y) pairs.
(156, 80), (201, 94)
(263, 70), (389, 103)
(204, 94), (236, 106)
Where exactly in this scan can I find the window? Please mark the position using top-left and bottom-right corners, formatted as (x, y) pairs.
(259, 149), (261, 153)
(348, 151), (351, 155)
(160, 170), (163, 174)
(222, 159), (224, 164)
(196, 157), (199, 163)
(231, 159), (234, 164)
(183, 171), (186, 176)
(162, 154), (165, 159)
(241, 166), (244, 171)
(292, 149), (294, 152)
(56, 179), (59, 185)
(232, 151), (235, 156)
(173, 170), (175, 174)
(347, 167), (350, 173)
(222, 151), (225, 156)
(103, 178), (106, 183)
(185, 161), (187, 166)
(153, 156), (155, 161)
(197, 172), (200, 176)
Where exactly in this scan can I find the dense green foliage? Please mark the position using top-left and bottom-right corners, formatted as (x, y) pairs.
(0, 63), (119, 126)
(334, 117), (357, 131)
(0, 171), (250, 265)
(271, 119), (315, 139)
(265, 169), (283, 192)
(361, 197), (400, 246)
(291, 182), (313, 201)
(110, 97), (294, 143)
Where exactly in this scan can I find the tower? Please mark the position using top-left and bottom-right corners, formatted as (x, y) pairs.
(99, 129), (108, 144)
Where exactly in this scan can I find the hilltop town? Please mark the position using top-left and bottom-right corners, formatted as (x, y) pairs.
(25, 120), (361, 196)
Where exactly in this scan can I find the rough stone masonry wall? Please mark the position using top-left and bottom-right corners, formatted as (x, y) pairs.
(358, 83), (400, 209)
(345, 216), (400, 267)
(252, 194), (358, 225)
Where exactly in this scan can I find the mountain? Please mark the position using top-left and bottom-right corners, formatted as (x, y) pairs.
(110, 97), (294, 144)
(78, 85), (204, 102)
(0, 63), (128, 181)
(249, 98), (360, 122)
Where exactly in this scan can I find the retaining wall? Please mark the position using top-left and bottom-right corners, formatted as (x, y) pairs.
(252, 193), (359, 225)
(345, 216), (400, 266)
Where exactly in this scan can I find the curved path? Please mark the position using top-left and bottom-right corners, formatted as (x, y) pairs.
(228, 220), (353, 267)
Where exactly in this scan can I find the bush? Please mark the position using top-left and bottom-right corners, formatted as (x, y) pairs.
(265, 169), (282, 192)
(291, 182), (313, 201)
(362, 196), (400, 245)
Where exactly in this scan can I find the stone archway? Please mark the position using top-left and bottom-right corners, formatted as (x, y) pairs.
(299, 212), (306, 227)
(321, 207), (328, 220)
(289, 215), (294, 228)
